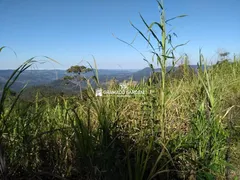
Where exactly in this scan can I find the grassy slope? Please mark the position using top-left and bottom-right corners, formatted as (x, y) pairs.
(0, 59), (240, 179)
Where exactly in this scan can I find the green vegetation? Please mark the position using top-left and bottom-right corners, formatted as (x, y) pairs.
(1, 1), (240, 179)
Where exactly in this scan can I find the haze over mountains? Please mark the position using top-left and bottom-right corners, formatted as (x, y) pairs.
(0, 65), (201, 97)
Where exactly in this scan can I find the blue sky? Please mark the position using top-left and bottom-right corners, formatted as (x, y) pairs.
(0, 0), (239, 69)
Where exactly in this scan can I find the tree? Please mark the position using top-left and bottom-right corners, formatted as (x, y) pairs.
(64, 65), (92, 99)
(219, 52), (230, 61)
(217, 49), (230, 61)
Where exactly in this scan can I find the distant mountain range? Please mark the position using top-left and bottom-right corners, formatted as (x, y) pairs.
(0, 69), (135, 91)
(0, 65), (203, 97)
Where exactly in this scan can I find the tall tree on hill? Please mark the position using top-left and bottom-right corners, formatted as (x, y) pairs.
(64, 65), (91, 99)
(217, 49), (230, 61)
(219, 52), (230, 61)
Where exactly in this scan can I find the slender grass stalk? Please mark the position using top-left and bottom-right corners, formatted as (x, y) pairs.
(129, 0), (188, 142)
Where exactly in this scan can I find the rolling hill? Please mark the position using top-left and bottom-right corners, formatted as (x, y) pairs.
(0, 65), (204, 99)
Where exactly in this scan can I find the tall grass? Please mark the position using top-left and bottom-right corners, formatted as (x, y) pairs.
(1, 1), (240, 179)
(1, 53), (240, 179)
